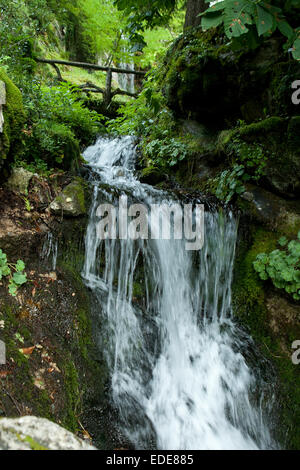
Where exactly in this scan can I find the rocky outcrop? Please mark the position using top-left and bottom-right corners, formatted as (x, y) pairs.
(239, 184), (300, 236)
(160, 31), (300, 126)
(0, 417), (96, 450)
(219, 117), (300, 199)
(6, 167), (34, 195)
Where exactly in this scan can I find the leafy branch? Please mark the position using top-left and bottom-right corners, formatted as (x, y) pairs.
(201, 0), (300, 60)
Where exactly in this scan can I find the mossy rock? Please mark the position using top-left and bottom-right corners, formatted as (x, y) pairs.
(220, 116), (300, 198)
(49, 177), (87, 217)
(140, 166), (165, 186)
(160, 30), (298, 125)
(0, 68), (26, 173)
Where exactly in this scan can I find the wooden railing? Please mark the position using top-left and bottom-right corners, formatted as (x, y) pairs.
(35, 58), (146, 107)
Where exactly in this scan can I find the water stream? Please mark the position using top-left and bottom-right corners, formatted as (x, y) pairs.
(82, 136), (277, 450)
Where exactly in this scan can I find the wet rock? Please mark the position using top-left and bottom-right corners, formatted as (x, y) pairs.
(240, 184), (300, 236)
(0, 417), (96, 450)
(49, 178), (86, 217)
(6, 167), (34, 195)
(140, 166), (166, 186)
(266, 293), (300, 356)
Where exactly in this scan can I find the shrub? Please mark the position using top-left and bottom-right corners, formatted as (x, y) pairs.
(24, 119), (81, 170)
(20, 81), (103, 170)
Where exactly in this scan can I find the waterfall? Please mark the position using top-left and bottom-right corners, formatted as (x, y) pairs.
(117, 62), (135, 95)
(82, 136), (277, 450)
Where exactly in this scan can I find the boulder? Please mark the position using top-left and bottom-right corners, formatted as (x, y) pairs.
(239, 184), (300, 237)
(161, 31), (300, 125)
(140, 166), (166, 186)
(49, 178), (86, 217)
(6, 167), (34, 195)
(0, 417), (96, 450)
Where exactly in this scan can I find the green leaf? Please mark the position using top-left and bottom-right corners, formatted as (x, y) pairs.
(12, 272), (27, 286)
(278, 236), (288, 247)
(16, 260), (25, 272)
(199, 1), (226, 15)
(1, 265), (11, 277)
(256, 5), (274, 36)
(292, 38), (300, 60)
(277, 20), (295, 41)
(202, 12), (224, 31)
(8, 284), (17, 296)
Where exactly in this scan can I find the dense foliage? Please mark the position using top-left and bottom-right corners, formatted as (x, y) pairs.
(18, 81), (103, 170)
(254, 233), (300, 301)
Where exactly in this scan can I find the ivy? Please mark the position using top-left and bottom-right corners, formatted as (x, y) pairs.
(0, 250), (28, 296)
(253, 232), (300, 301)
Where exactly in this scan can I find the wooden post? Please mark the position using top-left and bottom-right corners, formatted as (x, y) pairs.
(104, 68), (112, 108)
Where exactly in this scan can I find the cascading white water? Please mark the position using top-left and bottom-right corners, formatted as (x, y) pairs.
(82, 136), (276, 450)
(41, 232), (58, 271)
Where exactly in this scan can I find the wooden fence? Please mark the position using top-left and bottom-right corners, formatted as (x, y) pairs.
(35, 58), (146, 107)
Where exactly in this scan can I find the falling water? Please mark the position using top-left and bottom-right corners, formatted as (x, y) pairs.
(41, 231), (58, 271)
(82, 136), (277, 450)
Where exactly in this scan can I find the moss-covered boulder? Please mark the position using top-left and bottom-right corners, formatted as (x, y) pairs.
(6, 167), (34, 195)
(140, 166), (166, 186)
(160, 31), (300, 126)
(49, 178), (87, 217)
(0, 68), (25, 173)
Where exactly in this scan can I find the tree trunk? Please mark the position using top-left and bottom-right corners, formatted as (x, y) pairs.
(184, 0), (208, 30)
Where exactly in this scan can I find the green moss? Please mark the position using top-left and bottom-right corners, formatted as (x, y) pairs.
(233, 228), (277, 337)
(23, 435), (48, 450)
(64, 178), (86, 213)
(61, 360), (80, 432)
(237, 117), (285, 139)
(0, 68), (26, 170)
(140, 166), (165, 185)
